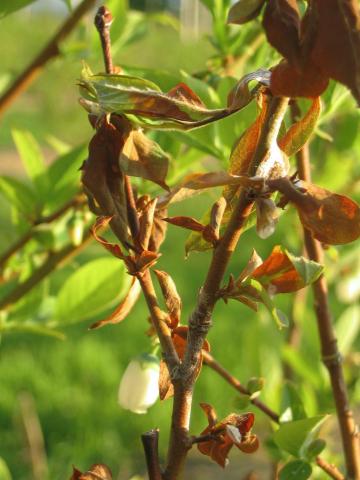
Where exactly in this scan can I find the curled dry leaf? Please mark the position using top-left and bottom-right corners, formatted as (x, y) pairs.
(82, 124), (131, 248)
(70, 463), (112, 480)
(154, 269), (182, 328)
(310, 0), (360, 104)
(197, 404), (258, 468)
(158, 171), (263, 208)
(149, 207), (167, 252)
(159, 326), (210, 400)
(138, 197), (158, 250)
(227, 0), (266, 25)
(262, 0), (301, 67)
(163, 216), (205, 232)
(292, 181), (360, 245)
(90, 278), (141, 329)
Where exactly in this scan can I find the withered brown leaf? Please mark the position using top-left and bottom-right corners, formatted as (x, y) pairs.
(262, 0), (301, 67)
(90, 278), (141, 329)
(154, 269), (182, 329)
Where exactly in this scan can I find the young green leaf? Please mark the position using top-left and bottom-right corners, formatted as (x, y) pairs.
(55, 257), (131, 324)
(12, 129), (48, 197)
(279, 460), (312, 480)
(0, 176), (39, 218)
(273, 415), (328, 457)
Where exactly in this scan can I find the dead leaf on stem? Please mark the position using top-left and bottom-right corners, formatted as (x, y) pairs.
(90, 278), (141, 330)
(197, 404), (259, 468)
(70, 463), (112, 480)
(154, 269), (182, 328)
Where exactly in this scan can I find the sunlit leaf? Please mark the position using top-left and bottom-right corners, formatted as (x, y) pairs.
(279, 98), (321, 156)
(55, 257), (131, 324)
(273, 415), (328, 457)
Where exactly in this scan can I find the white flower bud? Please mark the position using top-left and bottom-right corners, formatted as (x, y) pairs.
(118, 354), (160, 414)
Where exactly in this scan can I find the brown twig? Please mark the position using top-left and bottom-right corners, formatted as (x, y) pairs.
(292, 103), (360, 480)
(0, 195), (85, 272)
(0, 0), (97, 118)
(162, 96), (289, 480)
(203, 351), (345, 480)
(141, 429), (163, 480)
(0, 231), (92, 311)
(202, 351), (279, 423)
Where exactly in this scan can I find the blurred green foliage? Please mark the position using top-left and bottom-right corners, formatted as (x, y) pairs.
(0, 1), (360, 479)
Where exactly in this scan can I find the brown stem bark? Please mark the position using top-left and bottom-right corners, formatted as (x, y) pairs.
(162, 96), (289, 480)
(295, 139), (360, 479)
(0, 0), (97, 118)
(141, 430), (163, 480)
(203, 351), (345, 480)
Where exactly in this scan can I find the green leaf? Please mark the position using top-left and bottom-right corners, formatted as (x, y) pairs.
(279, 460), (312, 480)
(0, 457), (12, 480)
(304, 439), (326, 460)
(0, 176), (38, 218)
(12, 129), (48, 196)
(45, 144), (86, 211)
(273, 415), (328, 457)
(227, 0), (265, 25)
(335, 305), (360, 355)
(55, 258), (131, 324)
(285, 250), (324, 286)
(0, 0), (37, 17)
(280, 382), (307, 422)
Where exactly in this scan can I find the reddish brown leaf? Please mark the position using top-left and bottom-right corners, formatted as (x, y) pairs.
(310, 0), (360, 104)
(134, 250), (160, 273)
(138, 197), (158, 250)
(262, 0), (301, 66)
(292, 182), (360, 245)
(236, 434), (260, 453)
(270, 60), (329, 98)
(149, 207), (167, 252)
(251, 245), (305, 293)
(90, 278), (141, 329)
(70, 464), (112, 480)
(197, 407), (257, 467)
(82, 124), (131, 248)
(163, 216), (205, 232)
(154, 269), (182, 328)
(167, 82), (205, 107)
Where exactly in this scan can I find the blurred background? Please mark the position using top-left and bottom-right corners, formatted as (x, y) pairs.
(0, 1), (360, 479)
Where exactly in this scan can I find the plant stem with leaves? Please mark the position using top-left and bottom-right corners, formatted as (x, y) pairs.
(293, 102), (360, 479)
